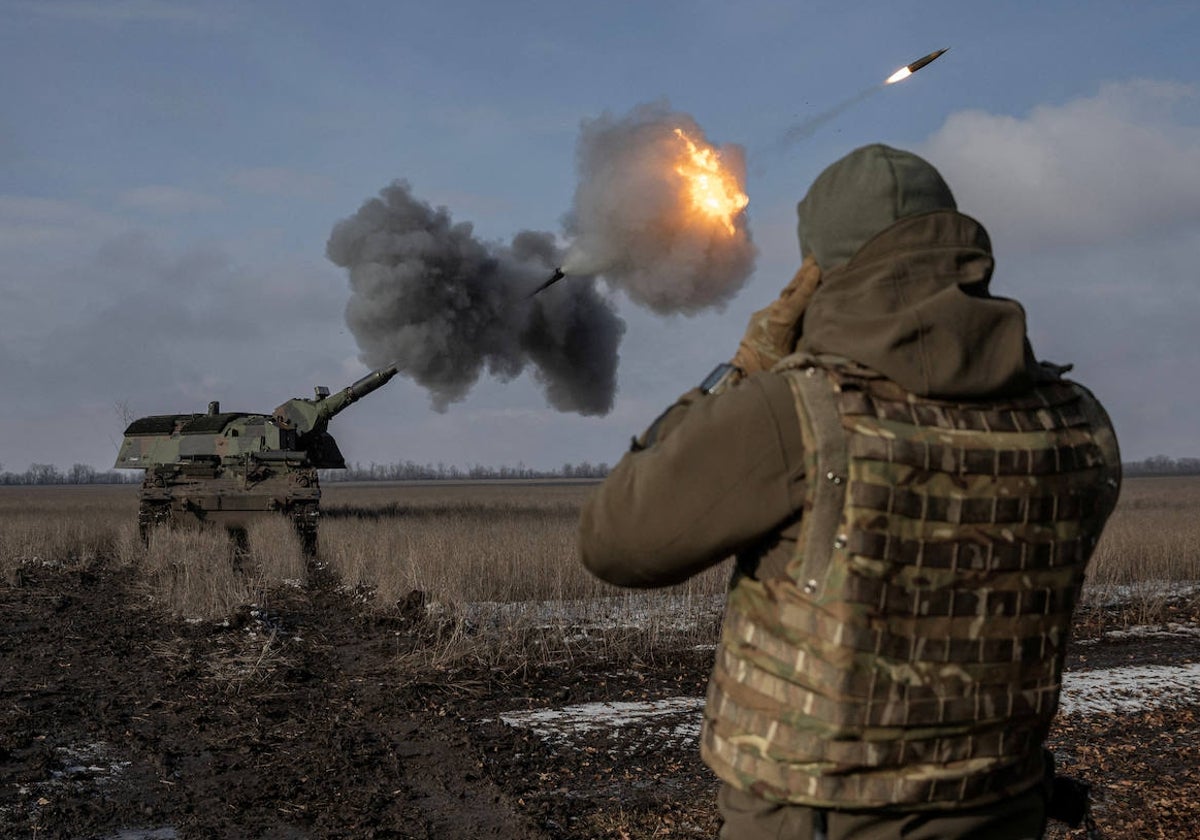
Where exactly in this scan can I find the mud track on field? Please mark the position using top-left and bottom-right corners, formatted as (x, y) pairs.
(0, 565), (549, 839)
(2, 563), (1198, 839)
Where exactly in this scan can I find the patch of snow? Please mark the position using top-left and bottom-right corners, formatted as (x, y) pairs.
(500, 663), (1200, 751)
(51, 742), (131, 783)
(1058, 662), (1200, 716)
(9, 741), (133, 818)
(500, 696), (704, 752)
(501, 697), (705, 733)
(1080, 580), (1200, 606)
(455, 580), (1195, 638)
(1076, 622), (1200, 644)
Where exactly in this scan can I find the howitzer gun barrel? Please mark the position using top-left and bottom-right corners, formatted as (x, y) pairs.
(272, 362), (401, 435)
(320, 363), (400, 419)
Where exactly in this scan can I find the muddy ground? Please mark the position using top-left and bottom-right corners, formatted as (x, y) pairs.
(2, 561), (1198, 839)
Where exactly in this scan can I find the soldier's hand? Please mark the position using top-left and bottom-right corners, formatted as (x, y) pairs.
(731, 255), (822, 374)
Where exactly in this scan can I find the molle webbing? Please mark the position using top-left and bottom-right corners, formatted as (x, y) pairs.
(701, 356), (1118, 809)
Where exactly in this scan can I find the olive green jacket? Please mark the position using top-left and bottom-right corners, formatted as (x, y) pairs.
(579, 211), (1042, 586)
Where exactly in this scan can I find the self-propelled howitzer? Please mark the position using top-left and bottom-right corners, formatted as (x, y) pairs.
(115, 364), (400, 552)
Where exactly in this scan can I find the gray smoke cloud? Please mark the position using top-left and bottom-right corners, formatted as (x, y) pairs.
(561, 101), (756, 314)
(327, 181), (624, 415)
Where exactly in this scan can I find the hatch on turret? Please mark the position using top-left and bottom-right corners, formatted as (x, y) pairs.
(122, 412), (250, 437)
(179, 413), (248, 434)
(123, 414), (198, 436)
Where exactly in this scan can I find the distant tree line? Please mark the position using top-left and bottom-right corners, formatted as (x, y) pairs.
(1122, 455), (1200, 477)
(320, 460), (611, 482)
(0, 463), (140, 486)
(0, 459), (610, 486)
(10, 455), (1195, 485)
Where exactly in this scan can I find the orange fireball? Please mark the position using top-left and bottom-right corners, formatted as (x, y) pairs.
(672, 128), (749, 235)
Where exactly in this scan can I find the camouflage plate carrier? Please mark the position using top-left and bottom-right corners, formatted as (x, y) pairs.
(702, 353), (1121, 810)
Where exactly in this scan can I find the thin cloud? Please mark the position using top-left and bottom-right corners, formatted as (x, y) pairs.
(226, 167), (336, 200)
(919, 81), (1200, 461)
(0, 196), (127, 251)
(118, 185), (222, 214)
(7, 0), (216, 24)
(431, 103), (578, 137)
(921, 80), (1200, 251)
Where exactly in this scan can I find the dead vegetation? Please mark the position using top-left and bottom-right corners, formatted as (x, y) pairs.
(1, 477), (1198, 839)
(1077, 475), (1200, 634)
(0, 485), (135, 582)
(318, 482), (728, 668)
(1, 475), (1197, 642)
(1086, 476), (1200, 583)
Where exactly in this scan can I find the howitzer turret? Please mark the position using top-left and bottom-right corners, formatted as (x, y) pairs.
(273, 364), (399, 441)
(115, 363), (400, 553)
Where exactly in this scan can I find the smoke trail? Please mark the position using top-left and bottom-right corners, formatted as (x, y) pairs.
(769, 85), (883, 153)
(561, 101), (757, 315)
(327, 182), (624, 415)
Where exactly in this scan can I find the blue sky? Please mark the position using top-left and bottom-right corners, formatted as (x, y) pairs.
(1, 0), (1198, 472)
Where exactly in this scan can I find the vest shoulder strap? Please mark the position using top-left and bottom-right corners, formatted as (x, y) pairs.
(780, 359), (847, 590)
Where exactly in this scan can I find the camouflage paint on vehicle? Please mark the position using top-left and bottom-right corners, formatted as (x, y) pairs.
(115, 365), (400, 553)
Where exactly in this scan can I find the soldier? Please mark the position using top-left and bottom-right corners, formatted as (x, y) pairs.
(579, 144), (1121, 840)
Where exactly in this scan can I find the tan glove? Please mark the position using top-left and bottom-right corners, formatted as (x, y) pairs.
(731, 255), (822, 375)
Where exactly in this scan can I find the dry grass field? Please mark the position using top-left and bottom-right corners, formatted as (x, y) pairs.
(0, 479), (728, 664)
(322, 481), (603, 604)
(1077, 475), (1200, 632)
(2, 476), (1198, 838)
(2, 475), (1197, 631)
(1085, 475), (1200, 584)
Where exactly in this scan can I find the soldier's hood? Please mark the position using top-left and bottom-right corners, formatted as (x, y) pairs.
(798, 210), (1037, 398)
(794, 143), (1034, 398)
